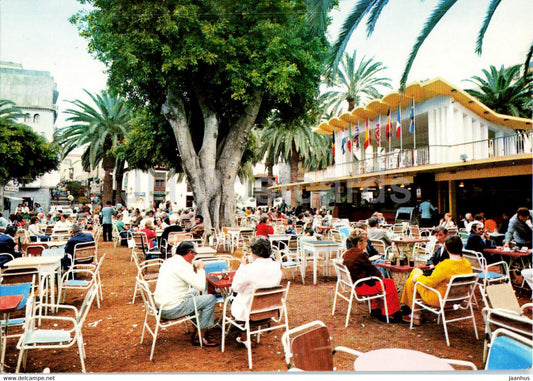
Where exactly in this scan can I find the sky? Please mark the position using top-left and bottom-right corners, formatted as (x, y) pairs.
(1, 0), (532, 129)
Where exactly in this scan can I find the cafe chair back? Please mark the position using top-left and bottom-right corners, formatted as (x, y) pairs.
(221, 282), (291, 369)
(410, 273), (479, 346)
(281, 320), (362, 371)
(485, 328), (533, 370)
(272, 242), (305, 284)
(25, 245), (45, 257)
(131, 258), (164, 303)
(480, 282), (532, 361)
(134, 232), (163, 261)
(16, 283), (98, 373)
(204, 260), (228, 275)
(0, 253), (14, 269)
(73, 241), (98, 267)
(331, 260), (389, 326)
(138, 278), (202, 361)
(60, 254), (105, 308)
(462, 249), (510, 296)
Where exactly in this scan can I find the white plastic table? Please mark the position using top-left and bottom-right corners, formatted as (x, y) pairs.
(300, 240), (341, 284)
(354, 348), (454, 371)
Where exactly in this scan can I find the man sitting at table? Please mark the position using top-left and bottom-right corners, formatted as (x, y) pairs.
(231, 236), (282, 346)
(160, 214), (184, 254)
(343, 228), (402, 323)
(423, 226), (449, 275)
(465, 221), (497, 263)
(62, 223), (95, 271)
(53, 213), (72, 231)
(367, 217), (392, 247)
(187, 215), (205, 239)
(0, 225), (23, 267)
(400, 235), (472, 325)
(154, 241), (217, 347)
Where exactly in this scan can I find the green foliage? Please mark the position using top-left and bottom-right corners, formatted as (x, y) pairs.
(0, 100), (24, 122)
(63, 180), (87, 198)
(464, 65), (532, 118)
(72, 0), (328, 147)
(0, 118), (60, 185)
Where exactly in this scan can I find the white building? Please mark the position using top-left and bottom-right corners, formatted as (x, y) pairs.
(0, 61), (60, 214)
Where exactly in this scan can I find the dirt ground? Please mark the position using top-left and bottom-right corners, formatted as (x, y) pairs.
(3, 240), (529, 373)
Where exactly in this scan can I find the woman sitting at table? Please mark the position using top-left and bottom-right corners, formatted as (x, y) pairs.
(27, 216), (51, 242)
(343, 228), (402, 323)
(439, 213), (455, 229)
(141, 219), (158, 249)
(231, 236), (282, 346)
(400, 235), (472, 325)
(255, 216), (274, 237)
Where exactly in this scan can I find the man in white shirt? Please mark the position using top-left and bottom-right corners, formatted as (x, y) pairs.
(367, 217), (392, 247)
(53, 214), (72, 231)
(231, 236), (282, 345)
(153, 241), (217, 347)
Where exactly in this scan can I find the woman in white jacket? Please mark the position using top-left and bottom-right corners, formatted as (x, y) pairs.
(230, 236), (282, 344)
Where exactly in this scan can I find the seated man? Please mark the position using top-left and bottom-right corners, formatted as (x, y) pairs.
(367, 216), (392, 247)
(423, 226), (449, 275)
(53, 213), (72, 231)
(400, 235), (473, 325)
(62, 223), (95, 271)
(160, 214), (184, 255)
(231, 236), (282, 344)
(465, 221), (497, 263)
(0, 225), (22, 267)
(188, 215), (205, 239)
(154, 241), (217, 347)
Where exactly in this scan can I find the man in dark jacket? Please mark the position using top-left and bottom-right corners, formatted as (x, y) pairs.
(465, 221), (496, 263)
(0, 225), (22, 267)
(62, 223), (94, 271)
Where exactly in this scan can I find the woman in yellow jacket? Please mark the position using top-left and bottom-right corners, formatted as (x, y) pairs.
(400, 235), (472, 324)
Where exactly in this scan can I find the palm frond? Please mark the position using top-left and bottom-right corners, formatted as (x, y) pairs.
(475, 0), (503, 55)
(399, 0), (459, 91)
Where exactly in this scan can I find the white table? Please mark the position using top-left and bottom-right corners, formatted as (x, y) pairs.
(299, 240), (341, 284)
(226, 228), (253, 253)
(268, 234), (292, 250)
(5, 255), (63, 311)
(196, 246), (217, 255)
(38, 240), (68, 249)
(354, 348), (454, 371)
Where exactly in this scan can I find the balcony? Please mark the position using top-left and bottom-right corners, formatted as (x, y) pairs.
(305, 131), (532, 182)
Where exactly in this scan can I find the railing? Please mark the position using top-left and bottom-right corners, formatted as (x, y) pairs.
(304, 131), (532, 181)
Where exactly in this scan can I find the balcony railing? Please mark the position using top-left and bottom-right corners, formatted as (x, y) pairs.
(304, 131), (532, 182)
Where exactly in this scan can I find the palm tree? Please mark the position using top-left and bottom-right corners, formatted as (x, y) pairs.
(320, 51), (392, 116)
(0, 100), (24, 122)
(54, 90), (131, 204)
(464, 65), (532, 118)
(307, 0), (533, 90)
(258, 122), (332, 207)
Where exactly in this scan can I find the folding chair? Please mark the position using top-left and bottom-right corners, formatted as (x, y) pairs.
(60, 254), (105, 308)
(131, 257), (164, 303)
(221, 283), (290, 369)
(331, 260), (389, 326)
(16, 284), (98, 373)
(273, 240), (305, 284)
(134, 232), (163, 261)
(484, 328), (533, 370)
(410, 273), (479, 346)
(138, 278), (202, 360)
(480, 282), (533, 361)
(281, 320), (361, 371)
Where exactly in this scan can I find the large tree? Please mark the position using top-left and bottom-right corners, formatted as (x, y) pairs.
(72, 0), (328, 228)
(308, 0), (533, 90)
(0, 118), (59, 213)
(54, 90), (131, 205)
(464, 64), (532, 118)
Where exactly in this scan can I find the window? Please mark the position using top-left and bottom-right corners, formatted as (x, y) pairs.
(24, 113), (31, 122)
(33, 114), (40, 123)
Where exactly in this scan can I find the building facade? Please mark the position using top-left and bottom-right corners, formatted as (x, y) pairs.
(272, 78), (532, 223)
(0, 62), (60, 214)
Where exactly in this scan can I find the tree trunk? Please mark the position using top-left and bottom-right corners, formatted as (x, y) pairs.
(162, 88), (262, 230)
(289, 146), (299, 207)
(0, 184), (4, 215)
(267, 162), (274, 207)
(115, 159), (125, 206)
(102, 152), (115, 206)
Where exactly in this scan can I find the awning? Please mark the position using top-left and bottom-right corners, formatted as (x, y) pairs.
(4, 195), (24, 201)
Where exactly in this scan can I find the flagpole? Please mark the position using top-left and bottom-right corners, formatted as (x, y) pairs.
(388, 109), (391, 154)
(413, 97), (416, 151)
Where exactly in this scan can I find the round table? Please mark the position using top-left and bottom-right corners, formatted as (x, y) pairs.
(354, 348), (454, 371)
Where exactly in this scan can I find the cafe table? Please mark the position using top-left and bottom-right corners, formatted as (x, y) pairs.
(196, 246), (217, 256)
(354, 348), (454, 371)
(5, 254), (63, 312)
(0, 294), (23, 372)
(391, 237), (429, 263)
(206, 271), (235, 299)
(484, 247), (532, 288)
(299, 240), (341, 285)
(268, 234), (292, 250)
(226, 228), (253, 253)
(375, 262), (429, 292)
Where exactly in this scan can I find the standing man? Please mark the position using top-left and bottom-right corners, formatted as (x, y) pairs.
(101, 201), (115, 242)
(503, 207), (532, 249)
(154, 241), (217, 347)
(418, 198), (436, 227)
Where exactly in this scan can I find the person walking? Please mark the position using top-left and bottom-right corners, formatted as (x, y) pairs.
(101, 201), (115, 242)
(418, 199), (436, 227)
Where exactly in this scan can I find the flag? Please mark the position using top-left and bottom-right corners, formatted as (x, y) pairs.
(364, 118), (371, 149)
(396, 105), (401, 139)
(347, 125), (352, 152)
(409, 97), (415, 134)
(354, 120), (360, 149)
(341, 135), (346, 154)
(386, 108), (391, 141)
(375, 114), (382, 147)
(332, 130), (335, 157)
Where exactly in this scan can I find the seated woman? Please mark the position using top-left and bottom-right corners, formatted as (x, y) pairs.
(141, 219), (158, 249)
(27, 216), (51, 242)
(400, 235), (473, 325)
(231, 236), (282, 345)
(343, 228), (402, 323)
(439, 212), (455, 229)
(255, 216), (274, 237)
